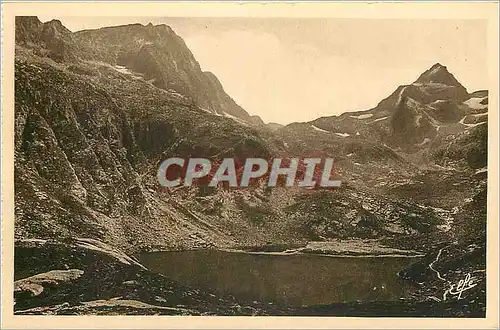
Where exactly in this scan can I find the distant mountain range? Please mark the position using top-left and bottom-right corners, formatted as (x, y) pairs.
(279, 63), (487, 154)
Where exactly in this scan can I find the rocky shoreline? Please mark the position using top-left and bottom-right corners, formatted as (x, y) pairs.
(223, 239), (424, 257)
(14, 237), (485, 317)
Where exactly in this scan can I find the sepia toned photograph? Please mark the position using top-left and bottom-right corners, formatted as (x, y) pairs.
(1, 2), (499, 329)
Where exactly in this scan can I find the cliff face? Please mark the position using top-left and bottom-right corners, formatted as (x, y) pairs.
(16, 17), (81, 62)
(73, 22), (253, 121)
(14, 57), (285, 251)
(15, 17), (279, 251)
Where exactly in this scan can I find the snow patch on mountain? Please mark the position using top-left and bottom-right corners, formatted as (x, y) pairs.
(311, 125), (329, 133)
(459, 116), (487, 128)
(396, 86), (408, 104)
(167, 89), (187, 99)
(464, 97), (487, 110)
(114, 65), (134, 75)
(416, 138), (431, 146)
(370, 116), (389, 123)
(475, 167), (487, 174)
(350, 113), (373, 120)
(223, 112), (250, 126)
(415, 114), (423, 127)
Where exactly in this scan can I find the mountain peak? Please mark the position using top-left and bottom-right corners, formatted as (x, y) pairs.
(43, 19), (73, 35)
(430, 62), (446, 70)
(415, 63), (463, 87)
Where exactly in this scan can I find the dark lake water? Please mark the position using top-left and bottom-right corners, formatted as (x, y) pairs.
(138, 250), (419, 307)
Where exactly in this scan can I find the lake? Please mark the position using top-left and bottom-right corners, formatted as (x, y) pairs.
(138, 250), (419, 307)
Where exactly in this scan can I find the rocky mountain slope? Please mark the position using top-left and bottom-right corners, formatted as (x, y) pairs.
(278, 63), (487, 157)
(16, 17), (262, 124)
(13, 17), (488, 316)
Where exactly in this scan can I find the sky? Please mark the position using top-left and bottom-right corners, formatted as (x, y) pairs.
(39, 16), (488, 125)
